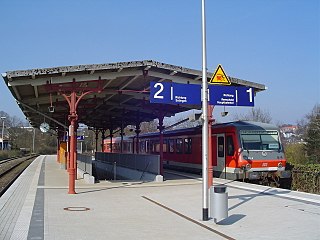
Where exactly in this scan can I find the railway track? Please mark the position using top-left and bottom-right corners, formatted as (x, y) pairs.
(0, 155), (38, 197)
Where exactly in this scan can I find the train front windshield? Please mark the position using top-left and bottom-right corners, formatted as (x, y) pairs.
(240, 130), (281, 151)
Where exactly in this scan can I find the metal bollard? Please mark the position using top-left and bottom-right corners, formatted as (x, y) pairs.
(210, 185), (228, 223)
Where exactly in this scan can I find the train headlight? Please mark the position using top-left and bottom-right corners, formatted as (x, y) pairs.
(246, 163), (251, 170)
(278, 162), (283, 169)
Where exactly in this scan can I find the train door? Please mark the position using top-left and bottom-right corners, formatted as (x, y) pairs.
(216, 134), (226, 179)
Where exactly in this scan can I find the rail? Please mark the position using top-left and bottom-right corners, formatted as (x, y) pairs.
(0, 155), (38, 196)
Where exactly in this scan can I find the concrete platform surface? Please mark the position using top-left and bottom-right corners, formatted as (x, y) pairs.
(0, 155), (320, 240)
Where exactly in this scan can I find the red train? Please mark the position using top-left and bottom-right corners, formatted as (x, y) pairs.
(104, 121), (290, 184)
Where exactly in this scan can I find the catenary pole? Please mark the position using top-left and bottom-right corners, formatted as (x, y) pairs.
(201, 0), (209, 221)
(1, 117), (5, 150)
(32, 127), (35, 153)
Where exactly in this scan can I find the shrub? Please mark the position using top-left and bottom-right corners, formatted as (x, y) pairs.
(291, 164), (320, 194)
(284, 143), (307, 165)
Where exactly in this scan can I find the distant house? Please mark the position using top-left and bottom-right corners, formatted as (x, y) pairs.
(280, 124), (300, 143)
(280, 125), (298, 133)
(0, 127), (10, 150)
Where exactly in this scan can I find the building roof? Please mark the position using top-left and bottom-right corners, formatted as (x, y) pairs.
(2, 60), (267, 132)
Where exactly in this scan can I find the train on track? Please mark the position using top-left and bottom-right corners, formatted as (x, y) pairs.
(103, 121), (291, 185)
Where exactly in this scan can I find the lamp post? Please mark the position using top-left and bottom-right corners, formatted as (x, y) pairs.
(201, 0), (209, 221)
(32, 127), (36, 153)
(1, 117), (6, 150)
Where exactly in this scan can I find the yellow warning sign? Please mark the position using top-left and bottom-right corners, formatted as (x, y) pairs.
(209, 64), (231, 85)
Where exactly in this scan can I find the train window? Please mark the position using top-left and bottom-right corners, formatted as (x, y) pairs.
(261, 134), (280, 150)
(145, 140), (149, 153)
(140, 141), (145, 153)
(226, 136), (234, 156)
(163, 139), (168, 153)
(169, 139), (175, 153)
(150, 140), (160, 153)
(218, 136), (224, 157)
(153, 140), (167, 153)
(114, 143), (119, 152)
(155, 142), (160, 153)
(105, 144), (110, 152)
(128, 142), (132, 153)
(123, 142), (130, 152)
(150, 141), (155, 153)
(184, 138), (192, 154)
(240, 130), (281, 151)
(176, 138), (183, 154)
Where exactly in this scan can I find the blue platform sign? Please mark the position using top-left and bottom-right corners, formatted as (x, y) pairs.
(209, 86), (254, 107)
(150, 82), (254, 107)
(209, 86), (236, 106)
(63, 135), (85, 141)
(150, 82), (172, 104)
(150, 82), (201, 105)
(77, 135), (85, 141)
(173, 83), (201, 104)
(236, 87), (254, 107)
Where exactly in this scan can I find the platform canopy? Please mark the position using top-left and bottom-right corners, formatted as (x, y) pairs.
(2, 60), (266, 131)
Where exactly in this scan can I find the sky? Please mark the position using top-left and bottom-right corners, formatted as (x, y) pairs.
(0, 0), (319, 125)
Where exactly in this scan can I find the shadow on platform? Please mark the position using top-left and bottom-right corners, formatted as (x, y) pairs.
(216, 214), (246, 225)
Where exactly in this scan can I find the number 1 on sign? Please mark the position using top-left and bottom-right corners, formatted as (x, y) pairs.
(246, 88), (253, 102)
(170, 86), (173, 101)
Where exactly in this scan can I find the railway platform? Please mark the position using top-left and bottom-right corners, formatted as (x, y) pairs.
(0, 155), (319, 240)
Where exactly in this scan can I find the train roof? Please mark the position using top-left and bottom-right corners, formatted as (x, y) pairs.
(147, 121), (279, 136)
(140, 126), (201, 138)
(109, 121), (279, 140)
(212, 121), (279, 131)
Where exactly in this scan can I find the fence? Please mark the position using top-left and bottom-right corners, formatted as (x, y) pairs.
(95, 152), (160, 175)
(77, 153), (93, 175)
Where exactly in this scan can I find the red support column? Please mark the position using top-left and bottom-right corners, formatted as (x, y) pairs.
(135, 123), (141, 154)
(120, 121), (124, 153)
(46, 79), (102, 195)
(101, 130), (105, 152)
(67, 132), (70, 172)
(68, 119), (77, 194)
(95, 129), (99, 152)
(109, 128), (113, 153)
(67, 92), (77, 194)
(158, 115), (165, 176)
(74, 123), (78, 178)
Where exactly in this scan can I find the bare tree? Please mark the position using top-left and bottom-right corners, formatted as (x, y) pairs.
(140, 120), (158, 134)
(233, 107), (272, 123)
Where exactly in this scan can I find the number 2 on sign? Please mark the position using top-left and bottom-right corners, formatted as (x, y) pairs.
(154, 83), (164, 99)
(153, 82), (173, 101)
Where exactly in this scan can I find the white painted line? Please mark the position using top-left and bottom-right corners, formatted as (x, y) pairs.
(10, 156), (44, 240)
(214, 179), (320, 205)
